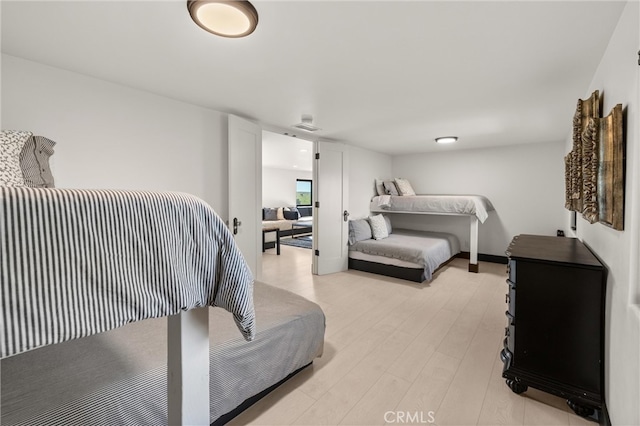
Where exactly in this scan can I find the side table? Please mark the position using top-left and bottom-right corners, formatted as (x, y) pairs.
(262, 228), (280, 255)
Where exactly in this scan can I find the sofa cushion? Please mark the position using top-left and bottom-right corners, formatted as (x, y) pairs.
(297, 206), (312, 218)
(264, 208), (278, 221)
(283, 207), (299, 220)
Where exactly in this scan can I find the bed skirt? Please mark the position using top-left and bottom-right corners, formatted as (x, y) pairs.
(348, 258), (425, 282)
(348, 254), (461, 283)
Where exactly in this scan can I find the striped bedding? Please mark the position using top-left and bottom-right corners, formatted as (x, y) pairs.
(1, 187), (255, 359)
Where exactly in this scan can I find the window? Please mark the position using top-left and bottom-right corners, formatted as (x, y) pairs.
(296, 179), (312, 207)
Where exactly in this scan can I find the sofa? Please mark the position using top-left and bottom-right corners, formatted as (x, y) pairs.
(262, 206), (312, 249)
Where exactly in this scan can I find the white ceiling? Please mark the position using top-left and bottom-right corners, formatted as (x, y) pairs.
(1, 1), (627, 155)
(263, 131), (314, 172)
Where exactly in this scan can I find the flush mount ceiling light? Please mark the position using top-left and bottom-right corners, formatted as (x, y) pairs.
(292, 114), (321, 132)
(187, 1), (258, 38)
(435, 136), (458, 144)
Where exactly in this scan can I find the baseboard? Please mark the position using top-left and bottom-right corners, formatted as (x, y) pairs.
(458, 251), (508, 264)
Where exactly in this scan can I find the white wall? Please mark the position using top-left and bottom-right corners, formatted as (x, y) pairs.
(1, 54), (229, 218)
(391, 142), (566, 255)
(569, 3), (639, 424)
(262, 166), (312, 208)
(348, 145), (393, 219)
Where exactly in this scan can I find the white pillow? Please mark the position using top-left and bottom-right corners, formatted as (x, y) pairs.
(383, 180), (399, 196)
(276, 207), (285, 220)
(1, 130), (32, 187)
(369, 214), (389, 240)
(375, 179), (386, 196)
(394, 178), (416, 196)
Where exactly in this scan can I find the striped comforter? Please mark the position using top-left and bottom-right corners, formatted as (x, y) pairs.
(0, 188), (255, 359)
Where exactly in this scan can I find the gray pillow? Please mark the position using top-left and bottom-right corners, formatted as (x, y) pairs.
(20, 135), (56, 188)
(348, 218), (372, 245)
(383, 180), (399, 196)
(264, 208), (278, 221)
(375, 179), (386, 196)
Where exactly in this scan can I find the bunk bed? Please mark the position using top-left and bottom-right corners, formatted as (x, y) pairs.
(349, 227), (461, 282)
(0, 187), (325, 425)
(370, 194), (495, 272)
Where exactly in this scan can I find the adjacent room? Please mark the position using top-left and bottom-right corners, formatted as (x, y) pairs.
(262, 131), (314, 254)
(1, 1), (638, 426)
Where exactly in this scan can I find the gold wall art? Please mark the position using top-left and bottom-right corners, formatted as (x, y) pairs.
(566, 90), (599, 212)
(564, 91), (625, 231)
(597, 104), (624, 230)
(581, 117), (599, 224)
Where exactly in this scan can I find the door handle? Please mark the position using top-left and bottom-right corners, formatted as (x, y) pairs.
(233, 217), (242, 235)
(343, 210), (350, 222)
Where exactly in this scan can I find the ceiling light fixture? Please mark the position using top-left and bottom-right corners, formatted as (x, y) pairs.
(292, 114), (321, 132)
(187, 0), (258, 38)
(435, 136), (458, 144)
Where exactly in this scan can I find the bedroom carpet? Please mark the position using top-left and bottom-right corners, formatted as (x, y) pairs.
(279, 236), (312, 249)
(238, 246), (593, 426)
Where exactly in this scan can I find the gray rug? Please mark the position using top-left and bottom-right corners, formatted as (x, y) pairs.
(280, 236), (312, 249)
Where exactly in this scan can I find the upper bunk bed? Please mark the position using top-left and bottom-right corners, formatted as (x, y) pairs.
(369, 179), (495, 272)
(370, 194), (494, 223)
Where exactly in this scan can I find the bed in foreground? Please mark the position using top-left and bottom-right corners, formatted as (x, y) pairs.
(0, 187), (324, 425)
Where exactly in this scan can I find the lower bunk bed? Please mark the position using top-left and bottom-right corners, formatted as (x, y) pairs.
(1, 281), (325, 426)
(348, 217), (461, 283)
(1, 187), (324, 425)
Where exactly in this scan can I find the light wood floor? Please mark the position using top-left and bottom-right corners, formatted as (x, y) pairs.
(230, 245), (594, 426)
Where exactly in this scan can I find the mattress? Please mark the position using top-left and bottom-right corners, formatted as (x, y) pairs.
(349, 229), (460, 281)
(1, 281), (325, 425)
(370, 194), (495, 223)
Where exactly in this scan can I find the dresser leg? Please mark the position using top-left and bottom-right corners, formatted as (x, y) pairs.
(567, 400), (595, 418)
(506, 379), (528, 394)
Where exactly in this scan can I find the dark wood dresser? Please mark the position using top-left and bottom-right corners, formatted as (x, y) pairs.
(501, 234), (606, 419)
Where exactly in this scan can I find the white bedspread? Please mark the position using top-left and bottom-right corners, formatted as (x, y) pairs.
(371, 194), (495, 223)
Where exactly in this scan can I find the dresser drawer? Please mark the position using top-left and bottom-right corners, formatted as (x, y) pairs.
(508, 259), (516, 283)
(505, 281), (516, 315)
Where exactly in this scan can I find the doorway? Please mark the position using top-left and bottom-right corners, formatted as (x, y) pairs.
(262, 131), (314, 265)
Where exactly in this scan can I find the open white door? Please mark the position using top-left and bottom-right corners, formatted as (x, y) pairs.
(312, 141), (349, 275)
(228, 114), (262, 279)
